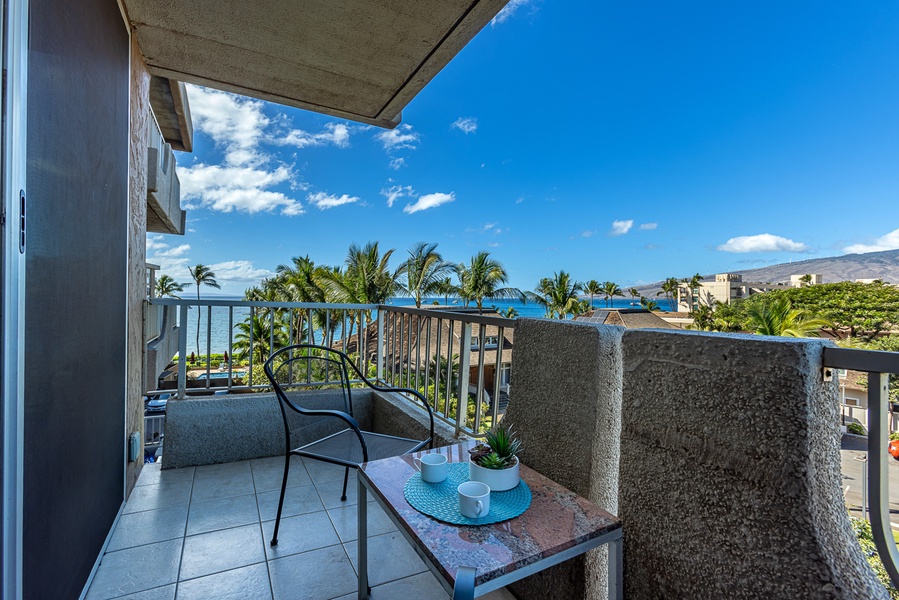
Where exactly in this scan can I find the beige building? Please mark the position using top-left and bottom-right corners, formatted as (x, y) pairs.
(677, 273), (822, 312)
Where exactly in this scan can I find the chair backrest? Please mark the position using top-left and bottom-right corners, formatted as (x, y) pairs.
(263, 344), (356, 415)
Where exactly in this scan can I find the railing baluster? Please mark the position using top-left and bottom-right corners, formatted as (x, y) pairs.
(445, 319), (454, 419)
(227, 306), (234, 391)
(376, 309), (385, 382)
(868, 371), (899, 587)
(434, 317), (443, 414)
(491, 325), (504, 427)
(205, 305), (212, 389)
(177, 303), (189, 399)
(248, 307), (254, 388)
(474, 325), (486, 433)
(423, 315), (432, 408)
(457, 321), (473, 437)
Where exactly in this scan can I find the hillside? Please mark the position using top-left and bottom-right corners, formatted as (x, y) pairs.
(635, 249), (899, 296)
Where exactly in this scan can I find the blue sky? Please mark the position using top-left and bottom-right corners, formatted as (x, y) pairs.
(149, 1), (899, 296)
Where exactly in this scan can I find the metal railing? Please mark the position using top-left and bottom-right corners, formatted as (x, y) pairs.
(379, 305), (515, 436)
(148, 299), (379, 398)
(144, 414), (165, 448)
(823, 346), (899, 590)
(145, 299), (516, 436)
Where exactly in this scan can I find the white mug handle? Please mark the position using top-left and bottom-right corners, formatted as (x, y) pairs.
(413, 457), (422, 472)
(475, 500), (483, 517)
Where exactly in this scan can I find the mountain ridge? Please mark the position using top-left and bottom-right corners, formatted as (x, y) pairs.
(634, 249), (899, 296)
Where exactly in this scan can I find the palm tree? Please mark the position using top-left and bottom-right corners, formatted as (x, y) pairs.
(434, 277), (458, 306)
(527, 271), (582, 319)
(679, 273), (703, 311)
(399, 242), (454, 308)
(640, 296), (660, 311)
(456, 252), (525, 314)
(584, 280), (602, 310)
(318, 242), (399, 359)
(155, 274), (184, 298)
(629, 287), (640, 303)
(747, 297), (830, 337)
(188, 264), (221, 359)
(503, 307), (518, 319)
(657, 277), (680, 312)
(601, 281), (623, 308)
(233, 312), (289, 381)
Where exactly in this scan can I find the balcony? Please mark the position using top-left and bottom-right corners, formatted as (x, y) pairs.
(85, 457), (515, 599)
(136, 298), (899, 599)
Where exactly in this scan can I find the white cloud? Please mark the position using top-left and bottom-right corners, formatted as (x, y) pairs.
(403, 192), (455, 214)
(157, 244), (191, 258)
(610, 220), (634, 236)
(307, 191), (360, 210)
(375, 124), (420, 151)
(186, 85), (269, 166)
(717, 233), (809, 253)
(179, 163), (304, 215)
(452, 117), (478, 134)
(491, 0), (536, 26)
(483, 223), (498, 232)
(381, 184), (415, 208)
(389, 157), (407, 170)
(207, 260), (274, 286)
(843, 228), (899, 254)
(281, 123), (351, 149)
(639, 222), (658, 230)
(581, 230), (596, 238)
(146, 235), (274, 294)
(515, 197), (524, 204)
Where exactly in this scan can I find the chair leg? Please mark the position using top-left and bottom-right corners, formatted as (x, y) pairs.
(270, 454), (291, 546)
(341, 467), (350, 502)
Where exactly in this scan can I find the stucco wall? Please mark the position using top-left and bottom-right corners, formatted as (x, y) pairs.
(506, 318), (886, 600)
(126, 36), (151, 495)
(163, 390), (374, 469)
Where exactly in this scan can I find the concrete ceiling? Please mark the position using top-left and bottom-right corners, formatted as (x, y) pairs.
(123, 0), (510, 129)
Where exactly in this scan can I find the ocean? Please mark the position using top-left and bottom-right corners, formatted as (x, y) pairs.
(181, 296), (675, 358)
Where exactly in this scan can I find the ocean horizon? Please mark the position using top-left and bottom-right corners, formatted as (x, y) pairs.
(180, 296), (677, 357)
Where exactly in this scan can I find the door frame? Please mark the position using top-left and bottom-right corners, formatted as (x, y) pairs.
(1, 0), (28, 598)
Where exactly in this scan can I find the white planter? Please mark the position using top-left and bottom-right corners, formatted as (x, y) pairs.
(468, 456), (520, 492)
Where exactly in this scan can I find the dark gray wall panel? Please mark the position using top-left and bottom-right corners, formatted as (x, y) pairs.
(25, 0), (129, 597)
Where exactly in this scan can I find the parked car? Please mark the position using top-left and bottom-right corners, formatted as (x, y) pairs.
(145, 393), (170, 413)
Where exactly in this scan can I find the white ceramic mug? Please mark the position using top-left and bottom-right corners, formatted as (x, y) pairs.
(413, 453), (448, 483)
(458, 481), (490, 519)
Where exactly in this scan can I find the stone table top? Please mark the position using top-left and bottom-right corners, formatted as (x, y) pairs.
(359, 442), (622, 589)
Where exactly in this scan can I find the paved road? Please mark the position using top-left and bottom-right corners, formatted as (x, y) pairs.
(840, 434), (899, 522)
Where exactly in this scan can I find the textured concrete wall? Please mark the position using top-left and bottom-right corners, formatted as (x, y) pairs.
(504, 319), (623, 600)
(162, 389), (373, 469)
(125, 37), (151, 495)
(619, 329), (885, 600)
(506, 319), (886, 600)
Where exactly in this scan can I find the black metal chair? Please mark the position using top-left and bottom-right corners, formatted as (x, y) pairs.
(264, 344), (434, 546)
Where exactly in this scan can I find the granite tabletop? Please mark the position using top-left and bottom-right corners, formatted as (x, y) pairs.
(359, 442), (622, 588)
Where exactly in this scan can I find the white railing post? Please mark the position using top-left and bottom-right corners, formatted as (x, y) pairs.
(177, 303), (189, 399)
(376, 307), (386, 382)
(456, 322), (472, 436)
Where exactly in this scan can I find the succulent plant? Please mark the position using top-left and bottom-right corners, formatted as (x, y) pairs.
(469, 423), (522, 470)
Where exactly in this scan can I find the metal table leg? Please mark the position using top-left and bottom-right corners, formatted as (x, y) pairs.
(608, 531), (623, 600)
(358, 476), (370, 599)
(453, 566), (476, 600)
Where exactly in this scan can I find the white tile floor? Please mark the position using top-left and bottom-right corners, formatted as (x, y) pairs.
(86, 457), (516, 600)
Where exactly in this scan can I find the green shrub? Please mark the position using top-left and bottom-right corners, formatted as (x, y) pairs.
(850, 517), (899, 598)
(890, 432), (899, 441)
(847, 422), (867, 436)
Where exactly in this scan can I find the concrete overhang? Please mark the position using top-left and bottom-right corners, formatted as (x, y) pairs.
(149, 77), (193, 152)
(122, 0), (510, 129)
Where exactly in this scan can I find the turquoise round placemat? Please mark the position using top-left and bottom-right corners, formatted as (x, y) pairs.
(403, 462), (531, 525)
